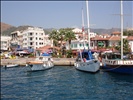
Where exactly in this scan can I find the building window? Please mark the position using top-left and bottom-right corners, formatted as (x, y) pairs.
(86, 43), (88, 47)
(79, 43), (82, 47)
(36, 33), (37, 35)
(74, 44), (77, 48)
(36, 42), (38, 45)
(30, 37), (33, 40)
(30, 33), (33, 35)
(30, 42), (33, 45)
(36, 37), (37, 40)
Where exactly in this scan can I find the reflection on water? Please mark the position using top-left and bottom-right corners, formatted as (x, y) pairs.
(1, 66), (133, 100)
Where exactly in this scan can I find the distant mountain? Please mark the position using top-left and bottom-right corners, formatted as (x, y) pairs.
(1, 22), (15, 33)
(90, 28), (121, 34)
(1, 23), (53, 36)
(1, 22), (125, 36)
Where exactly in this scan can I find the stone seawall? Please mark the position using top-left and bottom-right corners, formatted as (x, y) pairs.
(1, 58), (76, 66)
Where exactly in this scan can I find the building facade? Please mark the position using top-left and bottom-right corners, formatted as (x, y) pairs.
(10, 31), (23, 48)
(1, 36), (11, 51)
(22, 27), (46, 50)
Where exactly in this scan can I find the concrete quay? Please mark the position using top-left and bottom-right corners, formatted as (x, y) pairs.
(1, 58), (76, 66)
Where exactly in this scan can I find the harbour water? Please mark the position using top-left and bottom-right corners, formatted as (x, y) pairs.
(1, 66), (133, 100)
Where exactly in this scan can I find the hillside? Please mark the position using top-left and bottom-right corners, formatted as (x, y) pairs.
(90, 28), (121, 34)
(1, 22), (15, 33)
(1, 24), (52, 36)
(1, 22), (127, 36)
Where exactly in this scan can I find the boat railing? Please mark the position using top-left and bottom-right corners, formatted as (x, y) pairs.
(105, 59), (133, 65)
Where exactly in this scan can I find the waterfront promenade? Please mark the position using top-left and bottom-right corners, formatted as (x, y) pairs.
(1, 58), (76, 66)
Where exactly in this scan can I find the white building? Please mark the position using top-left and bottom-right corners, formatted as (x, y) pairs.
(22, 27), (49, 50)
(66, 40), (89, 50)
(10, 31), (23, 48)
(72, 28), (97, 40)
(127, 36), (133, 53)
(1, 36), (11, 51)
(68, 28), (97, 50)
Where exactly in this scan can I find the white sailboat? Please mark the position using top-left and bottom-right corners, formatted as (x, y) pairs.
(101, 0), (133, 74)
(74, 1), (100, 73)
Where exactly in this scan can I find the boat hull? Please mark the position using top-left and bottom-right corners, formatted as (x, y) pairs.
(102, 59), (133, 74)
(4, 64), (19, 68)
(75, 60), (100, 73)
(102, 64), (133, 74)
(26, 61), (54, 72)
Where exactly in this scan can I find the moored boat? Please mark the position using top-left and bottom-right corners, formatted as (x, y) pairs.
(26, 53), (54, 72)
(74, 1), (100, 73)
(101, 1), (133, 74)
(4, 64), (19, 68)
(74, 50), (100, 73)
(101, 53), (133, 74)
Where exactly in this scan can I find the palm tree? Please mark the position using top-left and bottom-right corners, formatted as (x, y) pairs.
(49, 30), (59, 47)
(64, 29), (76, 50)
(58, 28), (66, 47)
(115, 39), (131, 54)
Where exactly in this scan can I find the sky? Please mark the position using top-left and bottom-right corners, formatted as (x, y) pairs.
(1, 1), (133, 29)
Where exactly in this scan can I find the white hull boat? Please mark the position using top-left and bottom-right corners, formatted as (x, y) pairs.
(74, 1), (100, 73)
(26, 55), (54, 72)
(75, 59), (100, 73)
(4, 64), (19, 68)
(74, 50), (100, 73)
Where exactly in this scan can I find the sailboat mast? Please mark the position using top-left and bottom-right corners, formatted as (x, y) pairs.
(121, 0), (123, 59)
(86, 0), (90, 49)
(82, 8), (86, 49)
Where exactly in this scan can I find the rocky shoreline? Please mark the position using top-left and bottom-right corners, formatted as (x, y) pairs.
(1, 58), (76, 66)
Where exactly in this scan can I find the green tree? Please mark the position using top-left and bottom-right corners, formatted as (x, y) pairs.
(115, 39), (131, 54)
(58, 28), (66, 47)
(49, 30), (59, 46)
(123, 30), (133, 36)
(64, 29), (76, 50)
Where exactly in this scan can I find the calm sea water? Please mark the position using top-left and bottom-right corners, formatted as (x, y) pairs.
(1, 66), (133, 100)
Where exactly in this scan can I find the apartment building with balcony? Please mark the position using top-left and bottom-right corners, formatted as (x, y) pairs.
(1, 36), (11, 51)
(10, 31), (23, 48)
(22, 27), (48, 50)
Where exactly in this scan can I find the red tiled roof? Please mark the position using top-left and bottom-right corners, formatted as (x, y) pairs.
(112, 31), (120, 35)
(127, 36), (133, 40)
(37, 45), (60, 51)
(109, 36), (120, 41)
(91, 36), (110, 41)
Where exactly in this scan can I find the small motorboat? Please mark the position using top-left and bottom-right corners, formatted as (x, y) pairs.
(4, 64), (19, 68)
(26, 53), (54, 72)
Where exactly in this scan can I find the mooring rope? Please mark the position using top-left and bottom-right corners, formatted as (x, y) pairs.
(1, 67), (75, 81)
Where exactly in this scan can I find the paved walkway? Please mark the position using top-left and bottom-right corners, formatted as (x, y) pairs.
(1, 58), (76, 66)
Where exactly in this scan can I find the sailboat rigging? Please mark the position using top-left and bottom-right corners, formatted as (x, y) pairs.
(101, 0), (133, 74)
(74, 0), (100, 73)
